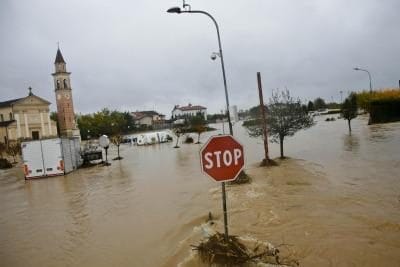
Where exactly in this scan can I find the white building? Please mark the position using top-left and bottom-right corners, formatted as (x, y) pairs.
(131, 111), (166, 127)
(171, 104), (207, 120)
(0, 88), (57, 143)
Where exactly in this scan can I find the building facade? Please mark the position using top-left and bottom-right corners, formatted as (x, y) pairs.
(171, 104), (207, 120)
(131, 111), (166, 127)
(0, 88), (57, 143)
(52, 48), (80, 138)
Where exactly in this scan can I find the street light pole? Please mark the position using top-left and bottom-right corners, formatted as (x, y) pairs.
(167, 6), (233, 240)
(167, 7), (233, 136)
(353, 67), (373, 93)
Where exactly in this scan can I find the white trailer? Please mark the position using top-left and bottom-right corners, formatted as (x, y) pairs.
(135, 131), (172, 146)
(22, 138), (64, 179)
(61, 137), (82, 174)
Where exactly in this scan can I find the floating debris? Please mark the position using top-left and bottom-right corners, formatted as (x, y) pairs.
(229, 171), (251, 185)
(192, 232), (299, 266)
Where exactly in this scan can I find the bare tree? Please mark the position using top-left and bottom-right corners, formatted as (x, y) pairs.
(341, 93), (358, 133)
(245, 89), (314, 158)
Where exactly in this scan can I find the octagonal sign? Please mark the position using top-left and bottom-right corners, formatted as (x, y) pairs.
(200, 135), (245, 182)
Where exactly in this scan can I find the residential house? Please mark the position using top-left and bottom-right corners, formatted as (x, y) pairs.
(0, 87), (58, 143)
(131, 111), (166, 127)
(172, 104), (207, 120)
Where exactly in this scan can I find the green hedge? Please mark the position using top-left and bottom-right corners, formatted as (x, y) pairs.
(369, 99), (400, 124)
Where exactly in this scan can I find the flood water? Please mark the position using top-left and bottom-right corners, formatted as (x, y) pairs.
(1, 115), (399, 266)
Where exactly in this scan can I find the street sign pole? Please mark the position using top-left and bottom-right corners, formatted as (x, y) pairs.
(222, 181), (228, 238)
(200, 135), (244, 241)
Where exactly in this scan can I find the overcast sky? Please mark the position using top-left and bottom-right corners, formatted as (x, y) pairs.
(1, 0), (399, 116)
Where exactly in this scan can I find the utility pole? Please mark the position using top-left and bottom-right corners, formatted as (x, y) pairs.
(257, 72), (270, 165)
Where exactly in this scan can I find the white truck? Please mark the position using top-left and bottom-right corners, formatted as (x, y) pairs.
(21, 138), (64, 179)
(21, 137), (82, 179)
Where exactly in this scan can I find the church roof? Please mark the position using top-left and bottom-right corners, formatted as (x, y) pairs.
(0, 89), (51, 108)
(0, 98), (23, 108)
(55, 48), (66, 64)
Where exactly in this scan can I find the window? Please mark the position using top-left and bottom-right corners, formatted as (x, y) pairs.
(0, 114), (3, 121)
(57, 80), (60, 89)
(9, 113), (12, 120)
(63, 79), (68, 88)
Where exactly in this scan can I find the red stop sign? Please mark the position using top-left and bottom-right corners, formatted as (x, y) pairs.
(200, 135), (245, 182)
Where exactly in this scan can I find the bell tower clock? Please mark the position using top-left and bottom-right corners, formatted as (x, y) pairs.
(52, 47), (80, 138)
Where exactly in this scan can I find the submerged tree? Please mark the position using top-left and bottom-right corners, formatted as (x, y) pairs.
(190, 116), (207, 144)
(245, 89), (314, 158)
(110, 135), (123, 160)
(6, 142), (21, 163)
(172, 120), (187, 148)
(341, 93), (358, 133)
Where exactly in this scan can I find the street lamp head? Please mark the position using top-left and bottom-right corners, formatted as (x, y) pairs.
(167, 7), (182, 13)
(210, 52), (220, 61)
(353, 67), (360, 71)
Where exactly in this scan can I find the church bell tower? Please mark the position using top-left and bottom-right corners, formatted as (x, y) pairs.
(52, 48), (80, 138)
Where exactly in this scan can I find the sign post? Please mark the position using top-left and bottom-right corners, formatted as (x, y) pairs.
(99, 135), (110, 166)
(200, 135), (245, 239)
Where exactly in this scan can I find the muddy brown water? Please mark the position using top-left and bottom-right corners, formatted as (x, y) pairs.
(1, 115), (399, 266)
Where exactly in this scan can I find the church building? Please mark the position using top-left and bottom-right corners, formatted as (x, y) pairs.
(52, 48), (80, 138)
(0, 47), (80, 144)
(0, 87), (58, 143)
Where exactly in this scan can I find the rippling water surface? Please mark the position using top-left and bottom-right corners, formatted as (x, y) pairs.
(0, 115), (399, 266)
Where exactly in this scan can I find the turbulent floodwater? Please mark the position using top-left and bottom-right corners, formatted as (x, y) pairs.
(1, 115), (399, 266)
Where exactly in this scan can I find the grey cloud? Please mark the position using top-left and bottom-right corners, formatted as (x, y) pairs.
(1, 0), (399, 116)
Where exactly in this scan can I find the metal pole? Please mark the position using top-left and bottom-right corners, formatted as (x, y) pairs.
(367, 70), (372, 93)
(221, 181), (228, 238)
(221, 110), (225, 134)
(181, 9), (232, 241)
(105, 147), (108, 164)
(355, 68), (373, 93)
(257, 72), (269, 164)
(182, 10), (233, 136)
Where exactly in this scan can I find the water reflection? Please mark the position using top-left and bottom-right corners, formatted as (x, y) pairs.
(367, 124), (393, 143)
(0, 117), (400, 267)
(342, 134), (360, 153)
(62, 178), (91, 264)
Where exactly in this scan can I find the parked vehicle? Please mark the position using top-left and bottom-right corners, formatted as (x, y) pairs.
(22, 139), (64, 179)
(21, 137), (82, 179)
